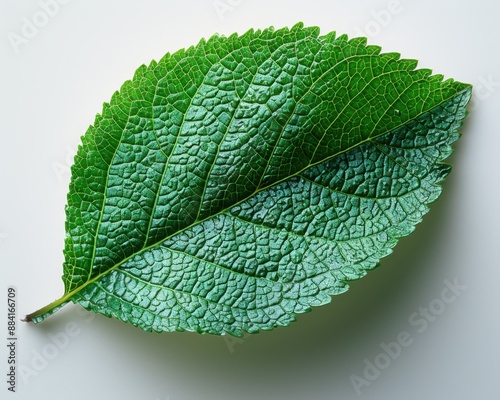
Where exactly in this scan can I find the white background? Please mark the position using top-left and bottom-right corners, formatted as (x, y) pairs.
(1, 0), (499, 399)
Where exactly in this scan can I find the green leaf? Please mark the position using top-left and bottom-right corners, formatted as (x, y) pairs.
(26, 23), (471, 335)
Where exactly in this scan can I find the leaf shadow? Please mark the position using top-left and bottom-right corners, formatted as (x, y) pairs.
(28, 141), (468, 399)
(68, 162), (464, 399)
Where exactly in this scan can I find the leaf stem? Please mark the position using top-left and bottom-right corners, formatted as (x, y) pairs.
(23, 293), (72, 323)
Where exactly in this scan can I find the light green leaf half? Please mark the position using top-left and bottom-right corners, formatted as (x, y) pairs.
(26, 23), (471, 335)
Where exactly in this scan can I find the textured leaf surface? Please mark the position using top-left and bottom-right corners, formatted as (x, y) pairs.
(26, 24), (471, 335)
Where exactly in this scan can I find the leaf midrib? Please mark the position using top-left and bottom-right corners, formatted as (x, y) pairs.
(47, 87), (469, 312)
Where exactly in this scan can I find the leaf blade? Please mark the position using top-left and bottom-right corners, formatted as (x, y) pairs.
(62, 87), (468, 334)
(27, 24), (472, 334)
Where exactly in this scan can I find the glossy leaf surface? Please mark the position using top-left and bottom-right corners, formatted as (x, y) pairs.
(26, 24), (471, 335)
